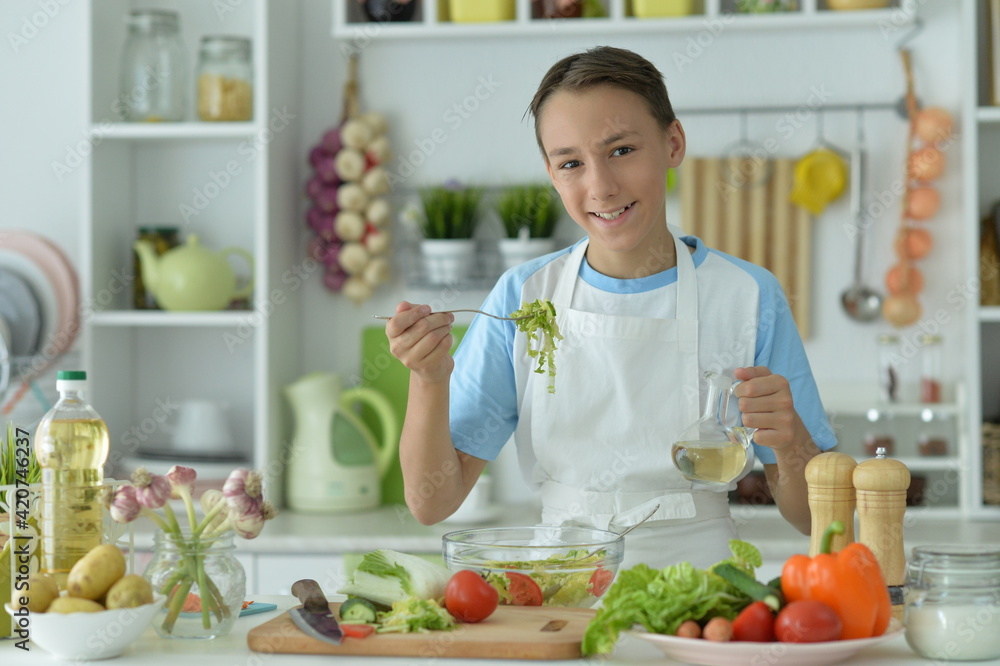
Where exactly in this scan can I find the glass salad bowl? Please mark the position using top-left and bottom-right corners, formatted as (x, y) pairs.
(442, 526), (624, 608)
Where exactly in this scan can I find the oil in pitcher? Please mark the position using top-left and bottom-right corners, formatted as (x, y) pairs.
(671, 371), (756, 485)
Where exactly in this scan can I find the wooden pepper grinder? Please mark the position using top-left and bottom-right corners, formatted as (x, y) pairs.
(806, 451), (857, 556)
(853, 447), (910, 622)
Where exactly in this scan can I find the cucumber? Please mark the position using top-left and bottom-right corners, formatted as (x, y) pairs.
(712, 563), (784, 612)
(339, 597), (379, 623)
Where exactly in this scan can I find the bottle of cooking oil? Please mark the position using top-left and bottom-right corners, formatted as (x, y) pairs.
(35, 371), (110, 588)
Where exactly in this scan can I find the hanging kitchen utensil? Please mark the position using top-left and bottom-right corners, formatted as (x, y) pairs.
(721, 110), (772, 190)
(841, 107), (884, 322)
(790, 110), (849, 216)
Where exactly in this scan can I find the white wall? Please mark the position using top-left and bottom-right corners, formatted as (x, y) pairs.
(0, 0), (964, 427)
(297, 0), (963, 404)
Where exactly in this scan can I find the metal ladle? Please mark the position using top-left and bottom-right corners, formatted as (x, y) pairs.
(841, 109), (883, 322)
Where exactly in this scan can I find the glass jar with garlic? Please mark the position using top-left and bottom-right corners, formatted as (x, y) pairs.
(197, 36), (253, 122)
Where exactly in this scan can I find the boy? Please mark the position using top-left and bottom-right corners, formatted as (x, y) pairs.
(385, 46), (836, 568)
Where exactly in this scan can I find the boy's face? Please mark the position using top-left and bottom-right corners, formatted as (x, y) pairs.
(539, 84), (685, 277)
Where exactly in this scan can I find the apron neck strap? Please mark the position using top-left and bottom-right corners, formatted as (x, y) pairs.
(552, 234), (699, 323)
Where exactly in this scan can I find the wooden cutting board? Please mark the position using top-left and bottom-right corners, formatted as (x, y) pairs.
(247, 602), (596, 660)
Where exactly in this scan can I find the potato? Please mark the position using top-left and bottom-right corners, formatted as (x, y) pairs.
(105, 575), (154, 610)
(66, 544), (126, 600)
(48, 597), (105, 614)
(10, 574), (60, 613)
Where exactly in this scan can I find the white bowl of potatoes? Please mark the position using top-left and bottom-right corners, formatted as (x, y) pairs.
(6, 544), (166, 660)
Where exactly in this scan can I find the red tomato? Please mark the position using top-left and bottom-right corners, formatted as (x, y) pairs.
(732, 601), (776, 642)
(445, 570), (499, 623)
(340, 624), (376, 639)
(505, 572), (543, 606)
(588, 567), (614, 597)
(775, 600), (843, 643)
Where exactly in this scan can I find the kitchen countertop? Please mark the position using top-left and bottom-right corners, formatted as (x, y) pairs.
(3, 594), (996, 665)
(5, 509), (998, 664)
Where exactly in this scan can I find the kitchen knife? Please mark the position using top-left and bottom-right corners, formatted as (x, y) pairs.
(289, 579), (343, 646)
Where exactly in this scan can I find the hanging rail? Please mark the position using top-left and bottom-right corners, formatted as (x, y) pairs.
(674, 101), (902, 117)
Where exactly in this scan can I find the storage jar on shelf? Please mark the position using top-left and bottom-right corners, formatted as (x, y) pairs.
(197, 36), (253, 122)
(118, 10), (186, 122)
(919, 334), (943, 403)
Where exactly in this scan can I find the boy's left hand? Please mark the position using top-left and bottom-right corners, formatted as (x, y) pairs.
(733, 366), (804, 453)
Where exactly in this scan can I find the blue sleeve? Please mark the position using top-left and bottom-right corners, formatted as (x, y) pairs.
(448, 271), (522, 461)
(751, 275), (838, 464)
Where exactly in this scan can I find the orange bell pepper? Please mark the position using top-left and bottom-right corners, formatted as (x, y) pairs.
(780, 521), (891, 640)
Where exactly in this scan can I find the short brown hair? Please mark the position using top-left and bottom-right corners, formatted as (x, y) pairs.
(527, 46), (676, 153)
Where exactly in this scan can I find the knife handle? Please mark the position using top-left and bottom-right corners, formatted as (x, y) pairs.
(292, 579), (331, 614)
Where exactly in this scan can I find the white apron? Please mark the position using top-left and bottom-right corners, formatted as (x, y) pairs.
(529, 234), (738, 570)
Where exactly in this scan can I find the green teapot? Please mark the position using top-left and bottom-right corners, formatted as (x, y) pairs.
(133, 234), (254, 311)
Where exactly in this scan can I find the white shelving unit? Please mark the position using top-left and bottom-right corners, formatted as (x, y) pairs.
(332, 0), (915, 38)
(821, 383), (967, 517)
(82, 0), (301, 505)
(962, 0), (1000, 519)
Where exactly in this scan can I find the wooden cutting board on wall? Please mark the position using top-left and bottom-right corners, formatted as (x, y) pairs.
(680, 157), (814, 339)
(247, 602), (596, 659)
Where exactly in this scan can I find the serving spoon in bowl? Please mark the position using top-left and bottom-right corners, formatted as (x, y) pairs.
(541, 504), (661, 600)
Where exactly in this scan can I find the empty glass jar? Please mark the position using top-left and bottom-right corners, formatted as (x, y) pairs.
(118, 10), (187, 122)
(197, 36), (253, 121)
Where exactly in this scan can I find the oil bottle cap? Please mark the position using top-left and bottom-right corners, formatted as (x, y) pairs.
(56, 370), (88, 392)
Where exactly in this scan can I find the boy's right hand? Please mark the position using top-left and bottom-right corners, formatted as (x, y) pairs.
(385, 301), (456, 384)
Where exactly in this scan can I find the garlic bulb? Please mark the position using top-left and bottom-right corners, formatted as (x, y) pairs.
(337, 183), (369, 213)
(366, 135), (392, 164)
(362, 166), (390, 196)
(339, 242), (371, 275)
(335, 210), (366, 241)
(366, 198), (391, 227)
(343, 276), (374, 305)
(363, 257), (391, 286)
(340, 118), (373, 150)
(334, 148), (366, 182)
(360, 111), (389, 136)
(365, 228), (392, 255)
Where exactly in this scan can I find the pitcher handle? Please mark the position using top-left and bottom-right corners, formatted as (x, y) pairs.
(721, 380), (757, 446)
(340, 387), (400, 478)
(221, 247), (255, 300)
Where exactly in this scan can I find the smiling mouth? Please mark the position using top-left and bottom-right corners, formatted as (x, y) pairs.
(591, 202), (635, 221)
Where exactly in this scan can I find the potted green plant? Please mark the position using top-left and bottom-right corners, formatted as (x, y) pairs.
(1, 423), (41, 638)
(495, 183), (562, 270)
(419, 181), (483, 284)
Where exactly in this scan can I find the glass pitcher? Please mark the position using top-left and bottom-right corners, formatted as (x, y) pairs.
(671, 371), (756, 485)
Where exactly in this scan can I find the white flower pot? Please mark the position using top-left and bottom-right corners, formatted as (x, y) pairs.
(421, 239), (476, 284)
(498, 237), (555, 271)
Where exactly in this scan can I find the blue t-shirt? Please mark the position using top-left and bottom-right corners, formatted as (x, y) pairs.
(449, 235), (837, 466)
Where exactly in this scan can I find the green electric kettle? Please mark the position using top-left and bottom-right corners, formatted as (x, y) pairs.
(283, 372), (399, 513)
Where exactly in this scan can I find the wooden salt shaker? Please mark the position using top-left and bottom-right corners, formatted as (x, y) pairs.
(806, 451), (857, 556)
(853, 447), (910, 622)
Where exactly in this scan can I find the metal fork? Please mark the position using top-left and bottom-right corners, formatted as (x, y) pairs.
(372, 309), (533, 321)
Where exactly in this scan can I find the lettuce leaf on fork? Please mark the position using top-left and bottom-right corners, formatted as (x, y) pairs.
(510, 299), (563, 394)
